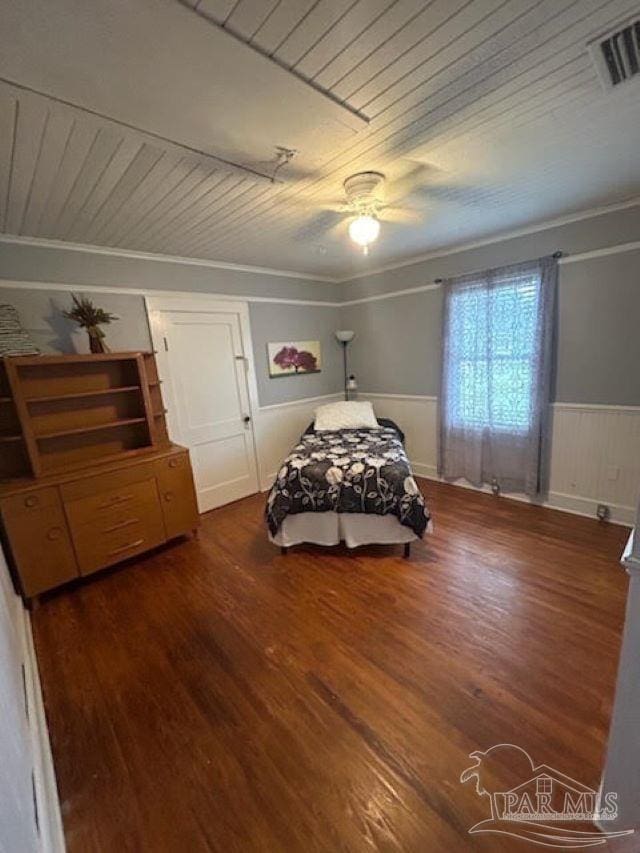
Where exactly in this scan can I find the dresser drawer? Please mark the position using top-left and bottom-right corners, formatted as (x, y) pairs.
(0, 488), (79, 597)
(65, 478), (159, 528)
(154, 451), (199, 540)
(59, 462), (155, 502)
(1, 486), (61, 518)
(72, 508), (166, 576)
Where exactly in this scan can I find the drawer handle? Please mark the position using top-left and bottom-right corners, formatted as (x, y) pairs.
(103, 518), (139, 534)
(98, 493), (134, 509)
(47, 527), (63, 542)
(108, 538), (144, 556)
(164, 491), (173, 502)
(169, 458), (179, 468)
(24, 495), (39, 508)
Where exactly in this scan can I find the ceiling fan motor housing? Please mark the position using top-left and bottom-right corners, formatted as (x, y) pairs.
(343, 171), (385, 212)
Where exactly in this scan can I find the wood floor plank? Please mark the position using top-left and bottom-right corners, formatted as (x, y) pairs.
(31, 480), (631, 852)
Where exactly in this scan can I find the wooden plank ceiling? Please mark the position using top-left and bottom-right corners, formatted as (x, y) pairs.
(1, 0), (640, 279)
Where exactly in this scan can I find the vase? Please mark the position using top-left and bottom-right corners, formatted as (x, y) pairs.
(87, 326), (109, 354)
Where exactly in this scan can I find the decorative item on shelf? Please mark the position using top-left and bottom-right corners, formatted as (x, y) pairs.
(63, 294), (118, 353)
(346, 374), (358, 400)
(335, 330), (355, 401)
(268, 341), (321, 377)
(0, 304), (40, 356)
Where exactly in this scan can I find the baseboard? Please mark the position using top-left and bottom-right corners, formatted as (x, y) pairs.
(19, 611), (65, 853)
(261, 472), (277, 492)
(413, 463), (634, 527)
(546, 491), (635, 526)
(263, 460), (633, 526)
(411, 462), (438, 479)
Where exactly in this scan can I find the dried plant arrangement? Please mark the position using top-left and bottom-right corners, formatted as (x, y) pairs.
(63, 294), (119, 353)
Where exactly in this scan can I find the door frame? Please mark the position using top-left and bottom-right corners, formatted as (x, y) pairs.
(145, 295), (262, 497)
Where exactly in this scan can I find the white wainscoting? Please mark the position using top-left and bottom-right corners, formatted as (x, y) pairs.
(255, 393), (343, 491)
(362, 394), (640, 526)
(254, 391), (640, 525)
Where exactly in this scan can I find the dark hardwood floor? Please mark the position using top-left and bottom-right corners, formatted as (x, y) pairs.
(32, 480), (632, 852)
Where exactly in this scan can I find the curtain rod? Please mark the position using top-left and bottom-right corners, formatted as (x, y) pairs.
(433, 251), (564, 284)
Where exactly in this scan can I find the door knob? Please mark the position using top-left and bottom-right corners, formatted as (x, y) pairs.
(243, 415), (251, 424)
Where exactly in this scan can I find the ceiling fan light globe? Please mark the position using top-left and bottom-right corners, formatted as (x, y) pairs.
(348, 215), (380, 251)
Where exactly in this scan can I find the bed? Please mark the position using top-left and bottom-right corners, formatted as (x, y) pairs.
(265, 403), (431, 556)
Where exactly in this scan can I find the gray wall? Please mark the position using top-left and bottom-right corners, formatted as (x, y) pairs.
(0, 285), (343, 407)
(0, 245), (344, 406)
(1, 200), (639, 407)
(342, 288), (442, 398)
(342, 204), (640, 407)
(555, 252), (640, 405)
(343, 204), (640, 299)
(0, 242), (339, 301)
(0, 286), (152, 354)
(249, 302), (342, 406)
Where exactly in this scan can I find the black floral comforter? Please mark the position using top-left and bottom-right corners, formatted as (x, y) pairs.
(265, 424), (430, 537)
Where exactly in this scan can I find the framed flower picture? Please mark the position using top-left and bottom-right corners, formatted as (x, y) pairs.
(268, 341), (322, 377)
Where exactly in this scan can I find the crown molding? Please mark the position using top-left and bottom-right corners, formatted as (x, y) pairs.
(0, 234), (338, 283)
(336, 196), (640, 283)
(0, 278), (342, 307)
(1, 196), (639, 288)
(341, 282), (441, 306)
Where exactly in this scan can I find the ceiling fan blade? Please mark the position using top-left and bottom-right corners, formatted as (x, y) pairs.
(287, 195), (346, 212)
(328, 218), (350, 239)
(379, 207), (424, 225)
(383, 164), (439, 205)
(293, 209), (345, 241)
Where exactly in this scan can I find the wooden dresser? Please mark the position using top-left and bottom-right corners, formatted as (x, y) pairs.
(0, 352), (198, 603)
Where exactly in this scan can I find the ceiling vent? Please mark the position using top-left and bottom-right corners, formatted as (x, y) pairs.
(589, 17), (640, 90)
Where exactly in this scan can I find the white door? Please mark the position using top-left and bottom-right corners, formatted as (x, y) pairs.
(147, 298), (259, 512)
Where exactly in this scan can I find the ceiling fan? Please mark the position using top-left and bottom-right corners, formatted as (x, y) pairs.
(293, 167), (432, 255)
(290, 163), (493, 255)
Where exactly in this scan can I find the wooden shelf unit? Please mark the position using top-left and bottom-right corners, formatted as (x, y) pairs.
(0, 352), (170, 478)
(0, 352), (199, 603)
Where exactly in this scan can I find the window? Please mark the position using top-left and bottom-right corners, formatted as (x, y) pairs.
(438, 256), (556, 495)
(445, 271), (541, 434)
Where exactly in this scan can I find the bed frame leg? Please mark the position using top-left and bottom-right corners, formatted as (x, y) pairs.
(281, 546), (288, 555)
(404, 543), (411, 559)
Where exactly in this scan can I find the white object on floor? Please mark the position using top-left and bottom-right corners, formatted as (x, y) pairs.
(270, 511), (422, 548)
(314, 400), (379, 431)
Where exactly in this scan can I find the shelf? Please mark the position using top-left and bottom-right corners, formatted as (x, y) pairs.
(39, 445), (159, 477)
(0, 396), (13, 403)
(35, 417), (148, 441)
(26, 385), (140, 404)
(0, 433), (22, 443)
(11, 352), (150, 367)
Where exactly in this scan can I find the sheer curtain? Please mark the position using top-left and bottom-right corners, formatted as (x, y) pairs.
(438, 256), (557, 495)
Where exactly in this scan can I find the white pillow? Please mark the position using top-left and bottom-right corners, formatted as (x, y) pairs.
(314, 401), (379, 431)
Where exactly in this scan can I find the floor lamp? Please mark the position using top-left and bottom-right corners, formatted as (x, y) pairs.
(335, 330), (355, 400)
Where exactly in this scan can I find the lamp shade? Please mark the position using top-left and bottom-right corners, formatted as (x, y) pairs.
(335, 330), (355, 343)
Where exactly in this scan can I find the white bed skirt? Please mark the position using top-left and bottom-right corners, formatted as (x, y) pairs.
(269, 511), (423, 549)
